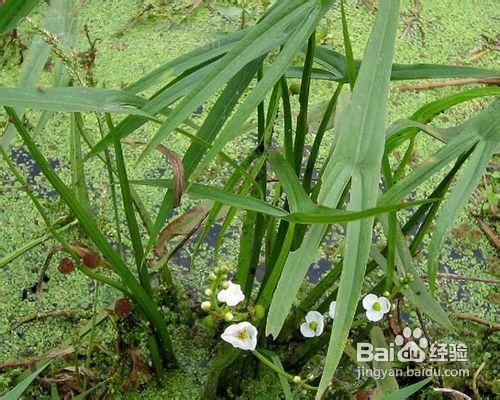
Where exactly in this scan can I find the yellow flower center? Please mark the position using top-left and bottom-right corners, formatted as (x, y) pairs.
(309, 321), (318, 330)
(237, 329), (248, 340)
(372, 302), (381, 311)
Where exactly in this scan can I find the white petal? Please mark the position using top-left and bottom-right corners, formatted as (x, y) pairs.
(314, 318), (324, 336)
(217, 282), (245, 306)
(305, 311), (323, 324)
(300, 322), (316, 338)
(366, 309), (384, 322)
(328, 301), (337, 319)
(378, 296), (391, 313)
(220, 322), (258, 351)
(362, 294), (378, 310)
(221, 332), (245, 349)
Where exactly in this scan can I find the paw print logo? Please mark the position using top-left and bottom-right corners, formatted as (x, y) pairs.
(395, 327), (428, 363)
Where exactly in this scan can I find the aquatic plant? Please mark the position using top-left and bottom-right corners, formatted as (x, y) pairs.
(0, 0), (498, 398)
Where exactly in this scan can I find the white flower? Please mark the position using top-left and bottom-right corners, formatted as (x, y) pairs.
(362, 294), (390, 322)
(300, 311), (324, 338)
(217, 281), (245, 306)
(221, 322), (258, 351)
(329, 301), (337, 319)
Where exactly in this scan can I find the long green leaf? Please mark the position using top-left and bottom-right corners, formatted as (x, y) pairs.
(314, 46), (499, 82)
(0, 0), (76, 149)
(266, 3), (399, 353)
(5, 107), (177, 364)
(316, 2), (401, 396)
(69, 113), (91, 212)
(386, 86), (500, 152)
(370, 327), (399, 398)
(137, 0), (315, 163)
(106, 115), (148, 291)
(0, 0), (38, 35)
(427, 115), (499, 291)
(382, 99), (500, 207)
(0, 87), (152, 116)
(189, 2), (340, 179)
(339, 0), (356, 89)
(268, 151), (315, 212)
(0, 361), (50, 400)
(382, 378), (432, 400)
(127, 30), (245, 94)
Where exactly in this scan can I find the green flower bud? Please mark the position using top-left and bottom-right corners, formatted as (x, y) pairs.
(209, 272), (217, 281)
(204, 288), (213, 296)
(254, 304), (265, 320)
(293, 376), (301, 384)
(221, 281), (229, 289)
(223, 312), (234, 322)
(289, 83), (301, 95)
(390, 303), (396, 311)
(382, 290), (390, 297)
(202, 315), (215, 328)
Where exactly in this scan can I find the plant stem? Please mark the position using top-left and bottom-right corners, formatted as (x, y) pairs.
(252, 350), (317, 391)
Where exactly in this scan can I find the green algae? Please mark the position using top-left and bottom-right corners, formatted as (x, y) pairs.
(0, 0), (498, 398)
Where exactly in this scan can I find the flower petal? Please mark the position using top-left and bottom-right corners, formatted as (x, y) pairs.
(378, 296), (391, 313)
(221, 332), (244, 349)
(300, 322), (316, 338)
(305, 310), (323, 324)
(362, 294), (378, 310)
(366, 309), (384, 322)
(217, 281), (245, 306)
(220, 322), (258, 351)
(328, 301), (337, 319)
(314, 318), (324, 336)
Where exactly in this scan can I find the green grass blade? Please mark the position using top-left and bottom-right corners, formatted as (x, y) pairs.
(0, 0), (75, 149)
(127, 30), (245, 94)
(280, 77), (294, 164)
(381, 378), (432, 400)
(131, 179), (288, 218)
(106, 115), (148, 291)
(382, 99), (500, 206)
(69, 113), (91, 213)
(268, 151), (315, 212)
(0, 361), (51, 400)
(190, 4), (330, 179)
(314, 46), (499, 82)
(0, 87), (152, 116)
(386, 86), (500, 152)
(86, 61), (218, 159)
(427, 139), (498, 292)
(286, 199), (437, 224)
(5, 107), (177, 364)
(303, 84), (343, 192)
(137, 0), (313, 164)
(340, 0), (356, 89)
(293, 31), (316, 174)
(316, 1), (400, 396)
(0, 0), (38, 35)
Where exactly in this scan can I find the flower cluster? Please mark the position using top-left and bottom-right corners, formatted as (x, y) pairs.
(299, 294), (392, 339)
(199, 267), (260, 351)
